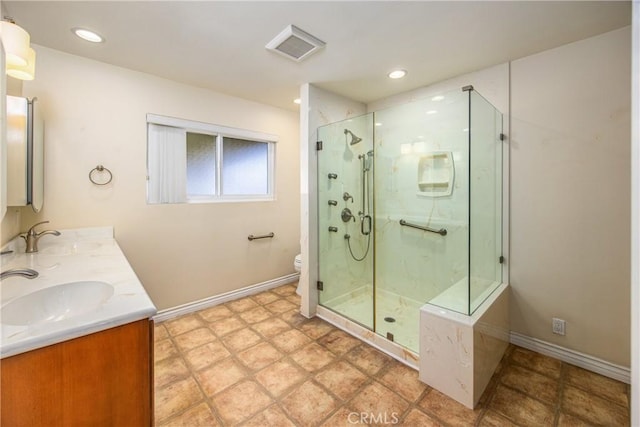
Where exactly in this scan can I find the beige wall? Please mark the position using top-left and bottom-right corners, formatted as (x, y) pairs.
(510, 27), (631, 366)
(4, 46), (300, 310)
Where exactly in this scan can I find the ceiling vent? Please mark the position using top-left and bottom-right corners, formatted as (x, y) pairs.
(266, 25), (325, 62)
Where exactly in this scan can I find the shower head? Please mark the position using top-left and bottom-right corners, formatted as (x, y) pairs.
(344, 129), (362, 145)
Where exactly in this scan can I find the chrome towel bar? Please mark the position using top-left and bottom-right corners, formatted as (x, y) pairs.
(248, 232), (275, 241)
(399, 219), (447, 236)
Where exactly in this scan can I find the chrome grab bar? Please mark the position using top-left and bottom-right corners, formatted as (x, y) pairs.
(399, 219), (447, 236)
(248, 232), (275, 241)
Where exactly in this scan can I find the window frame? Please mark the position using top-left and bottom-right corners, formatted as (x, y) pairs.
(147, 113), (277, 203)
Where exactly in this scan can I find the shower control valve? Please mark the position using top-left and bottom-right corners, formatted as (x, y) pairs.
(341, 208), (356, 223)
(343, 192), (354, 203)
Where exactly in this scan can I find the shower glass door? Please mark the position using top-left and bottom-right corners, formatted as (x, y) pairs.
(317, 114), (375, 329)
(373, 89), (470, 351)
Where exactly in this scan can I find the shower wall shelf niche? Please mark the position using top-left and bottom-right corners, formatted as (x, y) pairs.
(417, 151), (454, 197)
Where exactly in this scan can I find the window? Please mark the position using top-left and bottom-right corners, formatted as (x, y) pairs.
(146, 114), (276, 204)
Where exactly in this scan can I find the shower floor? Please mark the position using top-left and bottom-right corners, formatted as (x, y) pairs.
(321, 277), (501, 353)
(324, 286), (422, 352)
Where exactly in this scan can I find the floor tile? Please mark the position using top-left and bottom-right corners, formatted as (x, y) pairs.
(291, 342), (336, 372)
(344, 344), (392, 375)
(183, 340), (230, 371)
(244, 404), (296, 427)
(499, 364), (559, 406)
(561, 384), (629, 426)
(510, 346), (562, 379)
(212, 380), (273, 425)
(251, 291), (280, 305)
(255, 360), (307, 397)
(281, 380), (339, 426)
(173, 327), (217, 352)
(165, 314), (205, 337)
(154, 286), (631, 427)
(207, 315), (246, 337)
(286, 294), (301, 305)
(195, 357), (247, 397)
(557, 412), (594, 427)
(251, 317), (292, 338)
(280, 308), (309, 327)
(155, 339), (179, 363)
(478, 410), (519, 427)
(270, 328), (312, 353)
(265, 298), (297, 314)
(199, 304), (233, 322)
(154, 323), (169, 342)
(564, 364), (629, 408)
(314, 360), (368, 401)
(158, 402), (220, 426)
(418, 388), (481, 427)
(220, 327), (262, 352)
(320, 407), (357, 427)
(349, 381), (409, 422)
(272, 284), (297, 296)
(298, 317), (336, 339)
(488, 384), (555, 426)
(402, 408), (443, 426)
(236, 341), (283, 371)
(238, 306), (273, 324)
(226, 297), (259, 313)
(379, 360), (429, 402)
(155, 356), (190, 389)
(317, 329), (361, 356)
(154, 376), (204, 423)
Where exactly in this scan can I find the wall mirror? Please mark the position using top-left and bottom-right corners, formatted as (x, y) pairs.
(7, 95), (44, 213)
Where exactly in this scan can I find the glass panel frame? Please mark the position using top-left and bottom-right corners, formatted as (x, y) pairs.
(468, 90), (504, 314)
(317, 113), (375, 330)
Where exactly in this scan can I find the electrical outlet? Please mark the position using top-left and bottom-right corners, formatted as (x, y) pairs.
(552, 318), (566, 336)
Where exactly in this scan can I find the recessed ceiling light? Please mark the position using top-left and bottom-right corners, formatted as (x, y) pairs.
(375, 122), (382, 127)
(388, 69), (407, 79)
(72, 28), (104, 43)
(293, 98), (301, 105)
(426, 110), (438, 115)
(431, 95), (445, 102)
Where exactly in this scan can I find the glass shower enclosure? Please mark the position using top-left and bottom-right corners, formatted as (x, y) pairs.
(317, 87), (503, 352)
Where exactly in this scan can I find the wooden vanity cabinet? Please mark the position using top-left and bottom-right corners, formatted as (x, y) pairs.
(1, 319), (154, 427)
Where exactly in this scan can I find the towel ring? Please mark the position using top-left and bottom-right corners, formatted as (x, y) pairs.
(89, 165), (113, 185)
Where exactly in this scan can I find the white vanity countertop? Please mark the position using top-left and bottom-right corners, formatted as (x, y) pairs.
(0, 226), (157, 358)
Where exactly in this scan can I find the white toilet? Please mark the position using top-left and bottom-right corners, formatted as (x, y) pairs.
(294, 254), (302, 273)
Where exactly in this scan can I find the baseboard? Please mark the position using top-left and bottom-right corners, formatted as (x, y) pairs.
(153, 273), (300, 323)
(510, 332), (630, 384)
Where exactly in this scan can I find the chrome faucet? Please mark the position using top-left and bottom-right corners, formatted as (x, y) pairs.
(0, 268), (39, 280)
(20, 221), (61, 253)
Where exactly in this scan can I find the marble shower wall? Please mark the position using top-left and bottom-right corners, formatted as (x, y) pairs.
(373, 89), (470, 307)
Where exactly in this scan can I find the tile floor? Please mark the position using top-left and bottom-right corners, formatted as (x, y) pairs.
(154, 283), (630, 426)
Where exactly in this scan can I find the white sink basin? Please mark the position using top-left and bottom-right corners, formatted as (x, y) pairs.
(1, 281), (114, 326)
(39, 241), (102, 256)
